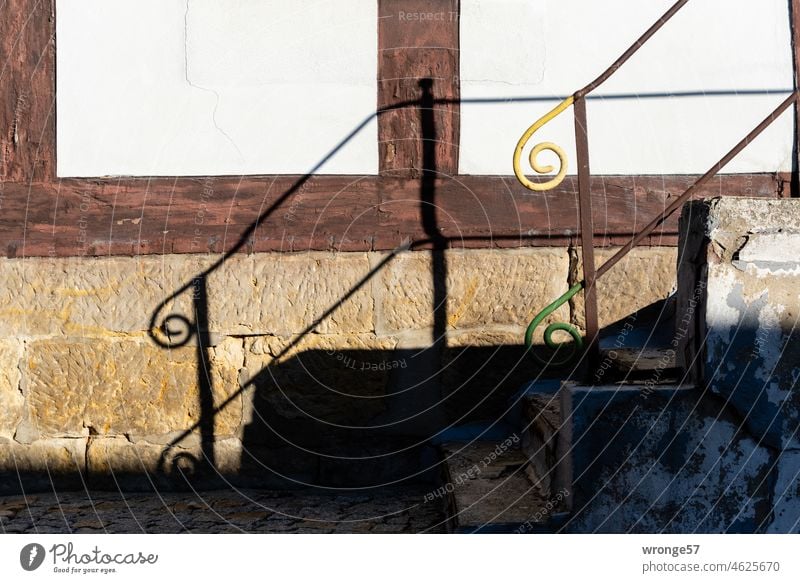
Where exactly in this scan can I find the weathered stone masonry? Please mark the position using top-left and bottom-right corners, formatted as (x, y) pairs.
(0, 247), (676, 492)
(542, 198), (800, 533)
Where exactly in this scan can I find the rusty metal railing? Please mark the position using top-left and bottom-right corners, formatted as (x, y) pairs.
(515, 0), (798, 367)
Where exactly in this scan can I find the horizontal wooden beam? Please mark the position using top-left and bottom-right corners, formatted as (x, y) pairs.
(0, 0), (789, 258)
(0, 173), (786, 258)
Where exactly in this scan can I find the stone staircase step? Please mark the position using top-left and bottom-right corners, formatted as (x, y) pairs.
(430, 421), (518, 445)
(523, 391), (561, 498)
(596, 347), (678, 381)
(555, 381), (780, 532)
(497, 198), (800, 533)
(595, 296), (678, 382)
(439, 440), (563, 533)
(514, 379), (566, 503)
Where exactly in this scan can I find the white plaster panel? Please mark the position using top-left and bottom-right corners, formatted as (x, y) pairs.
(460, 0), (794, 175)
(56, 0), (378, 177)
(739, 233), (800, 264)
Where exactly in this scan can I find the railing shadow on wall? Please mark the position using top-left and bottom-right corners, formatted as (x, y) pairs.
(142, 0), (799, 490)
(147, 79), (558, 490)
(136, 74), (794, 492)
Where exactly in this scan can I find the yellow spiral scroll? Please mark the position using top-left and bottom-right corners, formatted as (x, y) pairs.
(513, 96), (574, 192)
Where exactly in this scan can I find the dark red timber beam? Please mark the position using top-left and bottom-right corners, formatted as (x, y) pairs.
(378, 0), (460, 177)
(791, 0), (800, 196)
(0, 0), (789, 259)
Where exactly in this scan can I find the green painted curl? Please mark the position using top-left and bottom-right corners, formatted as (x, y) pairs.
(524, 282), (585, 367)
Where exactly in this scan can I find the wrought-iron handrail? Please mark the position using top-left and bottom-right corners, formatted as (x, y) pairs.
(515, 0), (798, 367)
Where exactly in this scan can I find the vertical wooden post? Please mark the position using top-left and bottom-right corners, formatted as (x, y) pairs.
(791, 0), (800, 197)
(0, 0), (56, 182)
(378, 0), (460, 177)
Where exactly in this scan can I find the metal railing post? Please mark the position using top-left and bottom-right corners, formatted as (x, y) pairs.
(513, 0), (797, 372)
(573, 96), (599, 367)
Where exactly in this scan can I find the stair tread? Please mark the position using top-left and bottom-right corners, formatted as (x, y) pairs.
(525, 394), (560, 430)
(440, 441), (553, 530)
(594, 297), (678, 380)
(597, 346), (676, 373)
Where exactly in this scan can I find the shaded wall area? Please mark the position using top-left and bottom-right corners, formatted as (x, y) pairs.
(0, 244), (676, 494)
(544, 197), (800, 533)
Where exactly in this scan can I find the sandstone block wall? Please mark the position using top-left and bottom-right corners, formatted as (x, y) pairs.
(0, 246), (675, 491)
